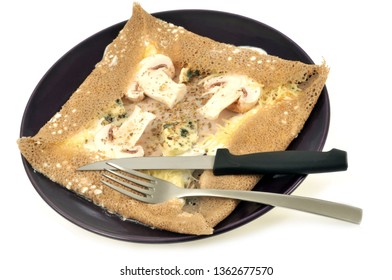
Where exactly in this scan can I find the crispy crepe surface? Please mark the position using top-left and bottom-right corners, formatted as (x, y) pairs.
(18, 3), (329, 235)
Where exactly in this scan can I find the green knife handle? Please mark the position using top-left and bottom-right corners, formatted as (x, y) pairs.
(212, 149), (348, 176)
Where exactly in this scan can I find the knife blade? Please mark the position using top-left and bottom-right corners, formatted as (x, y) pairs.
(77, 148), (347, 175)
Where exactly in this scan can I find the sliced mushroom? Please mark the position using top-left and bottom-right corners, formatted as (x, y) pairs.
(120, 145), (144, 157)
(92, 106), (155, 158)
(227, 83), (262, 113)
(137, 54), (175, 77)
(197, 74), (262, 120)
(126, 81), (145, 102)
(101, 144), (145, 158)
(125, 54), (187, 108)
(93, 123), (114, 148)
(113, 105), (156, 147)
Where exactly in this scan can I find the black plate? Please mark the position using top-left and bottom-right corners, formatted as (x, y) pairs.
(20, 10), (329, 243)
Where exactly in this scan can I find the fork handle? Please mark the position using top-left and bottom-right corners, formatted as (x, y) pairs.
(213, 148), (348, 175)
(179, 189), (362, 224)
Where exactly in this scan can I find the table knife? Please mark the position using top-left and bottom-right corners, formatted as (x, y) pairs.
(77, 148), (347, 176)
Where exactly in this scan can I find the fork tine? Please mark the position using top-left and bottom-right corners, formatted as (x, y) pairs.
(104, 168), (155, 192)
(100, 179), (151, 203)
(101, 162), (157, 203)
(102, 173), (154, 196)
(106, 162), (155, 181)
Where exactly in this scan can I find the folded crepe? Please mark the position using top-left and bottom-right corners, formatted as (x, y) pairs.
(18, 3), (329, 235)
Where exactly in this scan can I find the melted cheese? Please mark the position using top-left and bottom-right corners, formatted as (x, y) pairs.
(160, 121), (198, 156)
(146, 169), (194, 188)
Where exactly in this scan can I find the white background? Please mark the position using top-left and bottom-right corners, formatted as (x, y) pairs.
(2, 0), (390, 279)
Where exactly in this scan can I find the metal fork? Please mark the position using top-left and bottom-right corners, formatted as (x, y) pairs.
(101, 163), (362, 224)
